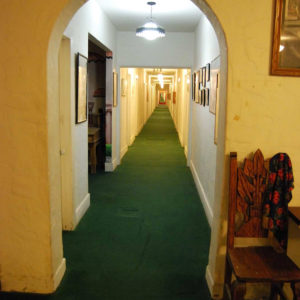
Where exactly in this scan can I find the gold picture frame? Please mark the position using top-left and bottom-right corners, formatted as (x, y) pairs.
(76, 53), (88, 124)
(271, 0), (300, 76)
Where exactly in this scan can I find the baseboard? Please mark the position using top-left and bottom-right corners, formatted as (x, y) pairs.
(129, 135), (135, 146)
(53, 258), (66, 291)
(205, 265), (223, 299)
(75, 193), (90, 227)
(137, 122), (144, 135)
(120, 145), (128, 160)
(205, 265), (214, 297)
(190, 160), (213, 227)
(184, 146), (188, 158)
(105, 158), (117, 172)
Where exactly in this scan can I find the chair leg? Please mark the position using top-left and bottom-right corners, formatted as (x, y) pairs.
(231, 281), (246, 300)
(224, 258), (233, 300)
(291, 282), (300, 300)
(270, 283), (282, 300)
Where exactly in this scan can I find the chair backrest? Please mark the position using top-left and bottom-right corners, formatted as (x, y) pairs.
(228, 149), (269, 250)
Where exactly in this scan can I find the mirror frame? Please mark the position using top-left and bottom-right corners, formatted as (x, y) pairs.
(271, 0), (300, 76)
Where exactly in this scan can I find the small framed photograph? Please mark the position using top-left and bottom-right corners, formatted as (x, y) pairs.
(206, 63), (211, 82)
(205, 88), (210, 106)
(113, 72), (118, 107)
(200, 88), (203, 105)
(214, 88), (220, 145)
(76, 53), (88, 123)
(201, 89), (206, 106)
(209, 69), (220, 114)
(195, 72), (199, 103)
(192, 72), (196, 101)
(197, 71), (201, 103)
(202, 67), (206, 87)
(199, 68), (203, 84)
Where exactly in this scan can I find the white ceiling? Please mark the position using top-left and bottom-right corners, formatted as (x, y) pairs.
(95, 0), (203, 32)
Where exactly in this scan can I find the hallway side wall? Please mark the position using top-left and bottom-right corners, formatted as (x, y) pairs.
(120, 68), (154, 161)
(63, 0), (117, 227)
(190, 15), (220, 227)
(197, 0), (300, 298)
(168, 69), (190, 157)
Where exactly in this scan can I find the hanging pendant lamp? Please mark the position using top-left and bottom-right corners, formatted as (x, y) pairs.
(136, 2), (165, 41)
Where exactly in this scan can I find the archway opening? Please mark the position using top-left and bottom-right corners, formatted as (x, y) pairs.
(46, 0), (228, 296)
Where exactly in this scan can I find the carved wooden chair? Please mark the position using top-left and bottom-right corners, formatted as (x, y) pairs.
(224, 150), (300, 300)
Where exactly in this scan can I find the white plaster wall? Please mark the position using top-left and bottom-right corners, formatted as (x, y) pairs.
(119, 68), (152, 160)
(190, 15), (220, 226)
(117, 32), (194, 68)
(120, 68), (128, 159)
(169, 69), (190, 151)
(63, 0), (117, 223)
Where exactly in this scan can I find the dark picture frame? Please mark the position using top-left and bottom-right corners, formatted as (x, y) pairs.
(197, 71), (201, 103)
(192, 72), (196, 101)
(271, 0), (300, 76)
(76, 53), (88, 123)
(201, 89), (206, 106)
(202, 67), (206, 87)
(206, 63), (211, 82)
(199, 68), (203, 84)
(205, 88), (210, 106)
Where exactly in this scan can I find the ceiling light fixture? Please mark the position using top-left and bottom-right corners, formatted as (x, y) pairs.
(158, 73), (164, 88)
(136, 2), (165, 41)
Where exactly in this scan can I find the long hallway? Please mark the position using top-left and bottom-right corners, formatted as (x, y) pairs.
(2, 107), (211, 299)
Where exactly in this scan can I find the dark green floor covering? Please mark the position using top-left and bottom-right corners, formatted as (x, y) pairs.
(2, 107), (211, 300)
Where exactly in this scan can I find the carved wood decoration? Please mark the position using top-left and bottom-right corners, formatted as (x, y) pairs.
(236, 149), (268, 237)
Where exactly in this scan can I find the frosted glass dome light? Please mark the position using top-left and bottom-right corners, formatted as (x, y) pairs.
(136, 2), (165, 41)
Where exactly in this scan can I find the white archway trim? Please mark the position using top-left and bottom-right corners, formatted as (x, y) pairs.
(47, 0), (88, 290)
(191, 1), (228, 298)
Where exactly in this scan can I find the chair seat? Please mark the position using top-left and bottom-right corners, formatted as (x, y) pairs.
(228, 246), (300, 282)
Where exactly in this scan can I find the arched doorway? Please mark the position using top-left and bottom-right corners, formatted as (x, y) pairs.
(0, 0), (228, 295)
(47, 1), (228, 297)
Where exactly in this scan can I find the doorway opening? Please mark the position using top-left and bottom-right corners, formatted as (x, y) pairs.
(46, 0), (228, 296)
(87, 38), (107, 174)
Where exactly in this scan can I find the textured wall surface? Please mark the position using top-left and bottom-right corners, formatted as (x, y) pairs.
(190, 14), (220, 225)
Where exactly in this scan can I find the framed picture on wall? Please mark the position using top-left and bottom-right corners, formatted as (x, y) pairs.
(214, 86), (220, 145)
(271, 0), (300, 76)
(201, 89), (206, 106)
(205, 88), (210, 106)
(76, 53), (88, 124)
(209, 69), (220, 114)
(206, 63), (211, 82)
(202, 67), (206, 87)
(192, 72), (196, 101)
(113, 72), (118, 107)
(199, 68), (203, 84)
(195, 72), (199, 103)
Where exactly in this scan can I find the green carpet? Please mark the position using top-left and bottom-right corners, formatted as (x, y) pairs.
(1, 107), (211, 299)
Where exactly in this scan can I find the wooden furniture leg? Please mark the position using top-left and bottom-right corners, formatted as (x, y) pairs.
(231, 281), (246, 300)
(270, 283), (283, 300)
(291, 282), (300, 300)
(224, 258), (233, 300)
(90, 143), (97, 174)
